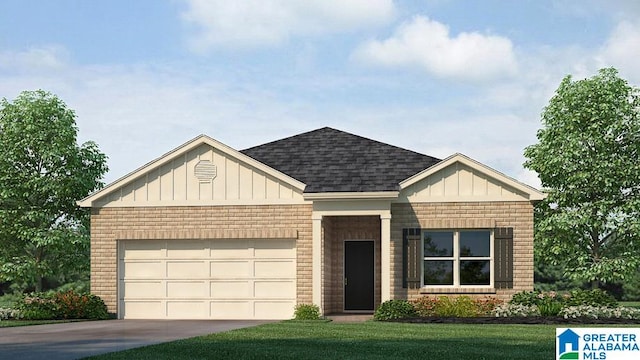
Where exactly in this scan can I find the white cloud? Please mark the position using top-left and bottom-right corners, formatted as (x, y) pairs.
(181, 0), (396, 51)
(351, 16), (518, 82)
(597, 20), (640, 83)
(0, 45), (69, 73)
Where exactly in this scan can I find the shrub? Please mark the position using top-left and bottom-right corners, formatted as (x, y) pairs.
(83, 294), (109, 320)
(511, 289), (617, 309)
(15, 294), (58, 320)
(509, 291), (541, 306)
(53, 290), (108, 320)
(14, 290), (109, 320)
(411, 296), (439, 317)
(374, 300), (416, 321)
(538, 301), (563, 316)
(560, 306), (640, 320)
(492, 303), (540, 317)
(510, 290), (566, 307)
(293, 304), (321, 320)
(0, 307), (21, 320)
(411, 296), (502, 317)
(565, 289), (617, 307)
(0, 293), (22, 308)
(473, 296), (503, 316)
(434, 296), (478, 317)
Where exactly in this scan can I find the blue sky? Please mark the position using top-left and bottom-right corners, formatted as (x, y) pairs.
(2, 1), (639, 187)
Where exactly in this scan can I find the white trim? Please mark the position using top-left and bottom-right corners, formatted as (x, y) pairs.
(312, 215), (323, 314)
(343, 240), (375, 312)
(396, 196), (536, 203)
(93, 198), (310, 208)
(304, 191), (399, 200)
(380, 213), (391, 302)
(78, 134), (306, 207)
(421, 229), (494, 289)
(399, 153), (546, 201)
(117, 240), (123, 319)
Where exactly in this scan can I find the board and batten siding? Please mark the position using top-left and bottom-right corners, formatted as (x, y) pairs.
(94, 143), (304, 207)
(399, 162), (530, 202)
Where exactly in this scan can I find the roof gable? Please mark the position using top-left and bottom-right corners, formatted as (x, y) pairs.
(241, 127), (440, 193)
(78, 135), (306, 207)
(399, 153), (545, 202)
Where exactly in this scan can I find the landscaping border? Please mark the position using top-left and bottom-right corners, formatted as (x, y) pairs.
(392, 316), (640, 325)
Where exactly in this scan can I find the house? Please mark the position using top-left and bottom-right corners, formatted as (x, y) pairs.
(557, 329), (580, 355)
(78, 127), (544, 319)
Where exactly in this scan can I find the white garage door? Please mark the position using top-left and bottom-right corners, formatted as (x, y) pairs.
(118, 239), (296, 320)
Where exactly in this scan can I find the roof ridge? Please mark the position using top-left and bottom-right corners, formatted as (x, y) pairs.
(242, 127), (436, 160)
(240, 127), (441, 193)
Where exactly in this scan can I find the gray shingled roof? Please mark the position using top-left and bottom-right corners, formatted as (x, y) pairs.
(240, 127), (441, 193)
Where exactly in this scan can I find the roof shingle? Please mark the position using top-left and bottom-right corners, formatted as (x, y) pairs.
(240, 127), (441, 193)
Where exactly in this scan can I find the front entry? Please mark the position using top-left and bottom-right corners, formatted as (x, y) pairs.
(344, 240), (375, 311)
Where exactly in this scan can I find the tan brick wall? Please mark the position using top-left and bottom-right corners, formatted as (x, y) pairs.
(390, 201), (534, 302)
(90, 205), (313, 314)
(322, 216), (381, 314)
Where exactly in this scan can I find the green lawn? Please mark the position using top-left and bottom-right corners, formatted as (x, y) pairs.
(620, 301), (640, 308)
(87, 321), (558, 360)
(0, 319), (77, 328)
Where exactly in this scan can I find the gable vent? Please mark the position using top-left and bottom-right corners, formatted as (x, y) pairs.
(194, 160), (217, 182)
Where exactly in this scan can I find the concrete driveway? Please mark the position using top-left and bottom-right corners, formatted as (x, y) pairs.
(0, 319), (269, 360)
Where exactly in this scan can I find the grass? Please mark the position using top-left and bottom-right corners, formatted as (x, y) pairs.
(0, 319), (78, 328)
(88, 321), (559, 360)
(620, 301), (640, 308)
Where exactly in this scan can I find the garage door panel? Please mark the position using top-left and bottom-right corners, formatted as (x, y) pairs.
(167, 301), (208, 319)
(210, 240), (251, 258)
(124, 301), (164, 319)
(124, 281), (164, 298)
(254, 260), (295, 277)
(167, 281), (208, 298)
(255, 301), (295, 319)
(121, 239), (296, 320)
(210, 281), (251, 299)
(211, 260), (251, 278)
(122, 241), (165, 259)
(211, 301), (252, 319)
(124, 261), (165, 278)
(167, 261), (208, 278)
(254, 240), (295, 258)
(254, 281), (295, 299)
(167, 240), (208, 258)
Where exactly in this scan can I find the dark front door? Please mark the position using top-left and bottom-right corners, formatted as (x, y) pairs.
(344, 241), (375, 311)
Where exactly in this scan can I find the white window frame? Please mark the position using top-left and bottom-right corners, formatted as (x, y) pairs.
(422, 229), (494, 288)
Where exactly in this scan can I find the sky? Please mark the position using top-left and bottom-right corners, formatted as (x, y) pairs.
(1, 0), (640, 188)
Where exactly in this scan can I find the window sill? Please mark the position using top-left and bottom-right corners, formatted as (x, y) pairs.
(419, 287), (496, 295)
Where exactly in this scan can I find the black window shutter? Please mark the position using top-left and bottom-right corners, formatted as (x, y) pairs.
(494, 227), (514, 289)
(403, 228), (422, 289)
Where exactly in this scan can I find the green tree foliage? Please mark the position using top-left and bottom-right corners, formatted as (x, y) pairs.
(0, 90), (108, 291)
(524, 68), (640, 286)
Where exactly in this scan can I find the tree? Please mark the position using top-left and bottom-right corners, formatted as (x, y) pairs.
(524, 68), (640, 286)
(0, 90), (108, 292)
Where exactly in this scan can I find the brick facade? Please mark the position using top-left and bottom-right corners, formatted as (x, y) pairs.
(390, 201), (534, 302)
(90, 205), (313, 313)
(91, 201), (534, 315)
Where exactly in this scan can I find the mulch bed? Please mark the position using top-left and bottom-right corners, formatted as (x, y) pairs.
(392, 316), (640, 325)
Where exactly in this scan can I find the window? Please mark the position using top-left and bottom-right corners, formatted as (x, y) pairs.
(422, 230), (492, 287)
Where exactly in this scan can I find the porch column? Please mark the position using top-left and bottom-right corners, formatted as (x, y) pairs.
(380, 211), (392, 302)
(312, 213), (323, 313)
